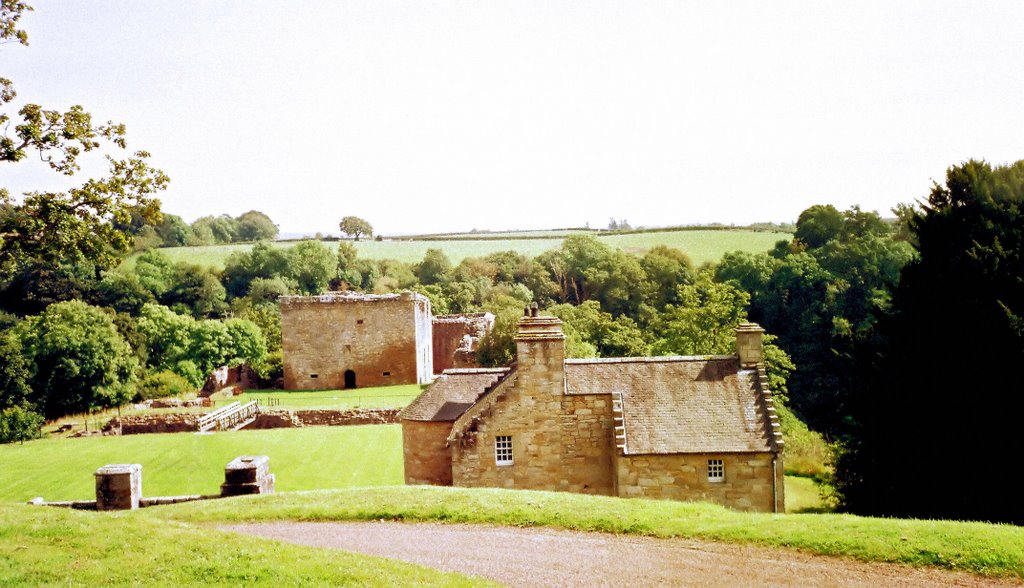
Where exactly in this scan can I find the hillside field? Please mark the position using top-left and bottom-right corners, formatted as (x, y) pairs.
(133, 228), (789, 270)
(0, 426), (403, 503)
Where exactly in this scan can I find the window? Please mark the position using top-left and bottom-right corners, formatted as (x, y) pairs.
(707, 459), (724, 482)
(495, 435), (513, 466)
(309, 374), (319, 379)
(382, 371), (391, 377)
(356, 319), (364, 325)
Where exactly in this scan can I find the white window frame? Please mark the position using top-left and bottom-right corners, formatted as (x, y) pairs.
(495, 435), (513, 466)
(707, 459), (724, 483)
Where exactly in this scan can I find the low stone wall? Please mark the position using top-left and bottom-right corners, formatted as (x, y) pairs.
(105, 413), (200, 435)
(105, 408), (400, 435)
(294, 408), (400, 426)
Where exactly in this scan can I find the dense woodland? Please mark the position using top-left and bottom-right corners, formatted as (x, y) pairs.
(2, 2), (1022, 524)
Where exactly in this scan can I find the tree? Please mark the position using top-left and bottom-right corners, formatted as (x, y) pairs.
(221, 241), (289, 298)
(235, 210), (278, 242)
(835, 160), (1024, 524)
(794, 204), (844, 249)
(339, 216), (373, 241)
(20, 300), (138, 418)
(0, 405), (43, 444)
(285, 240), (335, 294)
(649, 273), (750, 356)
(0, 327), (31, 409)
(416, 248), (452, 285)
(1, 3), (168, 287)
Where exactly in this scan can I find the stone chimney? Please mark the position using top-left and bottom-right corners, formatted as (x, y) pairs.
(735, 322), (765, 367)
(514, 303), (565, 395)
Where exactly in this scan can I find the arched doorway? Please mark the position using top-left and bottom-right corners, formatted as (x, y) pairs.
(343, 369), (356, 389)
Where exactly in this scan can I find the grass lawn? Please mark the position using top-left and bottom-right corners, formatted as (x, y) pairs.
(784, 475), (829, 513)
(237, 384), (424, 410)
(0, 425), (403, 503)
(134, 228), (788, 269)
(155, 486), (1024, 579)
(0, 503), (487, 586)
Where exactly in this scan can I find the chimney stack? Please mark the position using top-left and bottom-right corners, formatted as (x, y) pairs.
(735, 322), (765, 367)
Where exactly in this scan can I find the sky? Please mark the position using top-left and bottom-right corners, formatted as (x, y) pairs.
(3, 1), (1023, 235)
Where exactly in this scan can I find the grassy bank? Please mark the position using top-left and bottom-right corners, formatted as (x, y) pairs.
(138, 228), (787, 269)
(0, 425), (403, 502)
(154, 486), (1024, 579)
(0, 504), (486, 586)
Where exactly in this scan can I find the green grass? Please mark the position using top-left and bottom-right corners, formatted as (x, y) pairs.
(0, 503), (488, 586)
(154, 485), (1024, 579)
(785, 475), (828, 513)
(0, 425), (403, 503)
(237, 384), (424, 410)
(132, 228), (789, 270)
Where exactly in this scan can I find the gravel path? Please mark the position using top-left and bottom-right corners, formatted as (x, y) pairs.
(221, 521), (1019, 587)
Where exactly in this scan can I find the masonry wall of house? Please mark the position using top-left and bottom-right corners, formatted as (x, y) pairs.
(281, 292), (432, 389)
(614, 452), (783, 512)
(450, 314), (616, 495)
(402, 420), (455, 485)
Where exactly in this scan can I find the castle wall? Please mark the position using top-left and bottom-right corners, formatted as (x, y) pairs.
(614, 452), (783, 512)
(281, 293), (431, 389)
(432, 313), (493, 374)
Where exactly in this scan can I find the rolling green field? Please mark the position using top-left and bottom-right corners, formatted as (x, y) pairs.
(0, 426), (403, 503)
(134, 228), (789, 270)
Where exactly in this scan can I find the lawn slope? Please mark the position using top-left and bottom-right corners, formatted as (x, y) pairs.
(0, 426), (403, 502)
(156, 486), (1024, 579)
(0, 503), (488, 586)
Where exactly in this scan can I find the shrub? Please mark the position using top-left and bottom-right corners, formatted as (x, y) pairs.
(0, 405), (45, 444)
(134, 371), (194, 402)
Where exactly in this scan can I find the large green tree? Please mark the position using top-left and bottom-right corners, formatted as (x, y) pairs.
(339, 216), (373, 241)
(20, 300), (138, 418)
(835, 160), (1024, 524)
(1, 2), (168, 300)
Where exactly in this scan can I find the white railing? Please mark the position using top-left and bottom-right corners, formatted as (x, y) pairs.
(215, 401), (260, 432)
(198, 402), (241, 432)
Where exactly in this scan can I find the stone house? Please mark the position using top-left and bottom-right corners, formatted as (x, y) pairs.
(399, 309), (785, 512)
(280, 292), (493, 390)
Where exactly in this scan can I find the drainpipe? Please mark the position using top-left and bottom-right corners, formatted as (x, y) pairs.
(770, 458), (778, 514)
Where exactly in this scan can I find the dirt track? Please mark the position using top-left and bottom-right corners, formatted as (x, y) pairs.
(221, 521), (1019, 587)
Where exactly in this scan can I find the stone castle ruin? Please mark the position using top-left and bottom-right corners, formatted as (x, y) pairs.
(280, 291), (493, 390)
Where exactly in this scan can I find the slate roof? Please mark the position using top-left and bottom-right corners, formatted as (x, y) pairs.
(399, 368), (510, 422)
(565, 356), (778, 455)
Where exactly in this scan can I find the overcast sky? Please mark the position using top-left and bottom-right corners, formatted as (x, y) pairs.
(3, 1), (1023, 235)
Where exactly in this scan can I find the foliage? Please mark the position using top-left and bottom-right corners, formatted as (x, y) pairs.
(0, 327), (31, 409)
(162, 263), (227, 318)
(20, 300), (138, 418)
(133, 370), (193, 401)
(221, 241), (289, 298)
(285, 240), (335, 295)
(97, 271), (154, 315)
(649, 273), (749, 355)
(235, 209), (279, 241)
(0, 404), (43, 444)
(339, 215), (373, 240)
(416, 248), (452, 285)
(835, 160), (1024, 524)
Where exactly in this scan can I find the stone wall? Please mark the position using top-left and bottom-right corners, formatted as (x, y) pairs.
(614, 452), (783, 512)
(402, 420), (454, 485)
(432, 313), (494, 373)
(106, 413), (199, 435)
(281, 292), (432, 390)
(450, 318), (619, 495)
(107, 408), (399, 434)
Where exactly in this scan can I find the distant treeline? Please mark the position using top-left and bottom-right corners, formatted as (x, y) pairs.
(129, 210), (279, 249)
